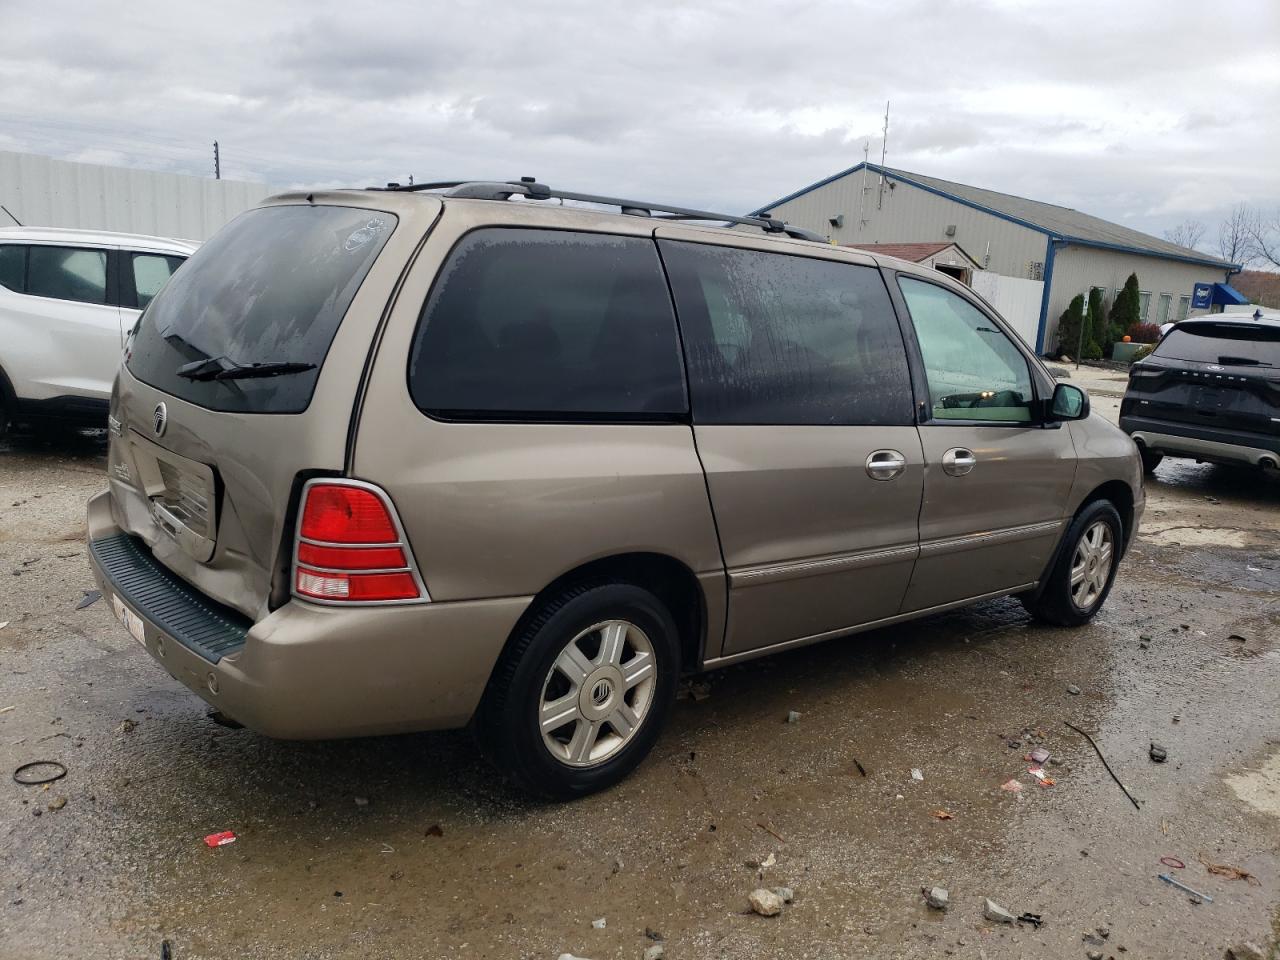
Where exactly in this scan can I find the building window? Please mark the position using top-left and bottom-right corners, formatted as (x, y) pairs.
(1176, 295), (1191, 321)
(1156, 293), (1173, 324)
(1138, 291), (1151, 321)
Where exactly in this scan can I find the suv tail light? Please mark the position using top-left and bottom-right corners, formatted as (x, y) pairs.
(292, 480), (427, 603)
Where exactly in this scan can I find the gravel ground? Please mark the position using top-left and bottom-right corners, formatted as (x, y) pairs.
(2, 376), (1279, 960)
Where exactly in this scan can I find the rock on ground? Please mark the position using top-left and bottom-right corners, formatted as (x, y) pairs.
(925, 887), (949, 910)
(748, 888), (784, 917)
(983, 898), (1016, 923)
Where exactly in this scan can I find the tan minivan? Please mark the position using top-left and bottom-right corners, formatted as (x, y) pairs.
(88, 180), (1143, 797)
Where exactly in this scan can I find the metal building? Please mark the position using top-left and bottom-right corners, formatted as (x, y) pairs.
(752, 162), (1243, 354)
(0, 150), (271, 242)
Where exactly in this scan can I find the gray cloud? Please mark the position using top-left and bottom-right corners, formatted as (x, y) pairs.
(0, 0), (1277, 246)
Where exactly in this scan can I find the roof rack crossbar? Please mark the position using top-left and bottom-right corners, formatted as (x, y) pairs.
(367, 178), (825, 242)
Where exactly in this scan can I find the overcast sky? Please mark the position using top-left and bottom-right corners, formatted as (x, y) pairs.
(2, 0), (1278, 253)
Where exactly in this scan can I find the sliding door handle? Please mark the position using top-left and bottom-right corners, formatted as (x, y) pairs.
(942, 447), (976, 477)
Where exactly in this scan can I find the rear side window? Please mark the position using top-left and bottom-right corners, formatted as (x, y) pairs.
(659, 241), (913, 425)
(127, 205), (396, 414)
(409, 229), (686, 420)
(130, 253), (185, 309)
(28, 246), (108, 304)
(0, 245), (23, 292)
(1154, 325), (1280, 366)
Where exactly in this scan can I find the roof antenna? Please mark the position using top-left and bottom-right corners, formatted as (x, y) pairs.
(857, 140), (870, 230)
(0, 203), (20, 226)
(877, 100), (890, 210)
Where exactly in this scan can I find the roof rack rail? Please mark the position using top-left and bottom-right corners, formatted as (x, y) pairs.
(367, 178), (827, 243)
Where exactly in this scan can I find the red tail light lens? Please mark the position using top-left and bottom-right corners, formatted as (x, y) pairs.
(293, 481), (425, 603)
(300, 485), (398, 543)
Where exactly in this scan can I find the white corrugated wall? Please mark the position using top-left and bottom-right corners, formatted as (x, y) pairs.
(0, 150), (273, 241)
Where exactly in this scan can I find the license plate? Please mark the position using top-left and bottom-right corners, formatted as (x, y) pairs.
(111, 594), (146, 646)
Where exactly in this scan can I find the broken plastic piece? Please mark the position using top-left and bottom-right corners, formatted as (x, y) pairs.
(1158, 872), (1213, 903)
(1026, 747), (1050, 764)
(203, 830), (237, 848)
(1028, 767), (1056, 787)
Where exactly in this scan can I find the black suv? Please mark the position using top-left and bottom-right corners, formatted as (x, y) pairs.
(1120, 314), (1280, 473)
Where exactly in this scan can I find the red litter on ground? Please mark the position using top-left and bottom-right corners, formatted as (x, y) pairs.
(204, 831), (237, 848)
(1028, 767), (1056, 787)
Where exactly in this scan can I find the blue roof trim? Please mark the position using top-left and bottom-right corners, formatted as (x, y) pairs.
(1035, 238), (1062, 354)
(751, 162), (1241, 271)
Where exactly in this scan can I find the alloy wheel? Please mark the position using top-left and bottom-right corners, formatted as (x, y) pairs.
(539, 619), (657, 767)
(1070, 520), (1114, 610)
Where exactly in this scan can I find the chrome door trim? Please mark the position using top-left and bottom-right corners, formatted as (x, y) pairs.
(918, 519), (1064, 559)
(702, 581), (1040, 669)
(729, 544), (919, 589)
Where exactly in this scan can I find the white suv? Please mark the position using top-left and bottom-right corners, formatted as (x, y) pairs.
(0, 226), (198, 435)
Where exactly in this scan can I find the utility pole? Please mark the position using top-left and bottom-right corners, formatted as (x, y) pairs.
(213, 141), (221, 180)
(877, 100), (890, 210)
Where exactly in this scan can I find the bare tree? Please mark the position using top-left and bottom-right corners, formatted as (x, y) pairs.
(1217, 204), (1257, 266)
(1246, 207), (1280, 269)
(1163, 218), (1206, 250)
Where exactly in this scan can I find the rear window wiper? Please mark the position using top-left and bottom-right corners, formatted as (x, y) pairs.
(1217, 355), (1272, 367)
(176, 356), (317, 381)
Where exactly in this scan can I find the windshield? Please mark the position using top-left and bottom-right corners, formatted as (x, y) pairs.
(1154, 324), (1280, 367)
(126, 204), (397, 413)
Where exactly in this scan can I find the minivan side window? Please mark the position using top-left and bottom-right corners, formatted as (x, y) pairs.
(0, 244), (24, 292)
(131, 253), (185, 309)
(409, 229), (687, 420)
(659, 241), (913, 426)
(27, 245), (108, 305)
(898, 276), (1036, 423)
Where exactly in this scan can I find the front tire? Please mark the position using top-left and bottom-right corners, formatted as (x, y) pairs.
(476, 582), (680, 799)
(1021, 500), (1123, 627)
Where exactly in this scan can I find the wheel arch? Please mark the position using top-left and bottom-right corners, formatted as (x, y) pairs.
(1027, 481), (1133, 605)
(498, 552), (708, 681)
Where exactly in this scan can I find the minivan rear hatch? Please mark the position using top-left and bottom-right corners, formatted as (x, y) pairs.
(103, 194), (437, 621)
(1128, 321), (1280, 435)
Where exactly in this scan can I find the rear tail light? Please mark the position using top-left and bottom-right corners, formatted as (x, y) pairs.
(292, 480), (427, 603)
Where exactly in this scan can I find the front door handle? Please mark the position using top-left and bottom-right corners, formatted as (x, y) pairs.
(942, 447), (977, 477)
(866, 449), (907, 481)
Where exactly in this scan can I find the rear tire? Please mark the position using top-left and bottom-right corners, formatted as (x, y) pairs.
(1139, 447), (1163, 473)
(1021, 500), (1123, 627)
(476, 581), (680, 800)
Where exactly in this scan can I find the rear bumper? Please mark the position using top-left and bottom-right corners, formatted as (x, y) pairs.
(1120, 415), (1280, 468)
(87, 490), (530, 739)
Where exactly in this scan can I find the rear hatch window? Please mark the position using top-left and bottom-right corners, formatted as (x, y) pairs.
(1154, 324), (1280, 366)
(126, 204), (396, 413)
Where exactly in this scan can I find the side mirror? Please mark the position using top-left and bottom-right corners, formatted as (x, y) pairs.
(1049, 382), (1089, 421)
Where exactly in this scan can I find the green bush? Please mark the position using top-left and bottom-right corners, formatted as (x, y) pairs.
(1108, 273), (1141, 345)
(1056, 294), (1086, 357)
(1086, 287), (1106, 358)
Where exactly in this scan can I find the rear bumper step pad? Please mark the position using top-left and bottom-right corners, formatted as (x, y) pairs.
(89, 533), (250, 663)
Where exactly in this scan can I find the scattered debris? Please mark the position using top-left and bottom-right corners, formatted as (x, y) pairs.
(1064, 721), (1141, 811)
(203, 831), (237, 848)
(749, 888), (784, 916)
(1198, 854), (1260, 885)
(999, 778), (1023, 793)
(924, 886), (949, 910)
(1158, 872), (1213, 903)
(773, 886), (795, 904)
(75, 590), (102, 610)
(0, 705), (15, 715)
(851, 758), (866, 777)
(983, 898), (1016, 924)
(591, 918), (606, 929)
(12, 760), (67, 785)
(1026, 747), (1050, 765)
(1066, 684), (1081, 696)
(117, 718), (138, 735)
(785, 710), (801, 724)
(47, 796), (67, 811)
(1228, 633), (1249, 643)
(1028, 767), (1056, 787)
(911, 768), (924, 782)
(557, 954), (592, 960)
(1016, 912), (1043, 928)
(1149, 743), (1168, 763)
(1160, 856), (1186, 869)
(161, 939), (172, 960)
(644, 928), (663, 942)
(643, 945), (664, 960)
(425, 824), (444, 837)
(677, 680), (712, 702)
(931, 810), (954, 820)
(1096, 926), (1110, 939)
(756, 820), (786, 843)
(1086, 950), (1103, 960)
(0, 621), (8, 630)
